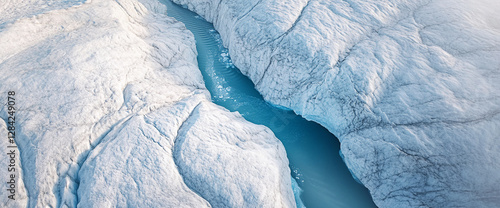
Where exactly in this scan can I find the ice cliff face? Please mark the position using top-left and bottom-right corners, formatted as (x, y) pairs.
(0, 0), (295, 207)
(171, 0), (500, 207)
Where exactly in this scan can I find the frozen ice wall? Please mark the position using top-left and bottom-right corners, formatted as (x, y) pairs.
(0, 0), (295, 207)
(171, 0), (500, 207)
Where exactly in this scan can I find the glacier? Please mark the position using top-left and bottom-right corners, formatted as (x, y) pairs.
(0, 0), (295, 207)
(171, 0), (500, 207)
(161, 1), (376, 207)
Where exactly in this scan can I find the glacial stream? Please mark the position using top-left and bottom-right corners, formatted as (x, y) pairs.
(161, 1), (377, 207)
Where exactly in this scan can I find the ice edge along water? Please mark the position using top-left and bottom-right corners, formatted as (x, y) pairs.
(0, 0), (296, 207)
(163, 1), (307, 206)
(170, 0), (500, 207)
(162, 1), (376, 207)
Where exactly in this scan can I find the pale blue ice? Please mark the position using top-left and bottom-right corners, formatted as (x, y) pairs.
(161, 1), (376, 207)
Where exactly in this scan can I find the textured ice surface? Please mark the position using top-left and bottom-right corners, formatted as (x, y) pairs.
(160, 1), (375, 206)
(0, 0), (295, 207)
(171, 0), (500, 207)
(0, 121), (28, 207)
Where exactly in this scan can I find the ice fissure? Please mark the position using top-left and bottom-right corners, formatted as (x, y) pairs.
(170, 0), (500, 207)
(169, 103), (212, 207)
(162, 1), (377, 207)
(0, 0), (296, 207)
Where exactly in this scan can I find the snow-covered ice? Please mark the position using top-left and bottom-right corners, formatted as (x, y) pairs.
(172, 0), (500, 207)
(78, 96), (294, 207)
(0, 0), (295, 207)
(0, 120), (28, 207)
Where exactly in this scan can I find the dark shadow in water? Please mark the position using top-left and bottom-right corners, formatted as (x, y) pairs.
(160, 1), (377, 207)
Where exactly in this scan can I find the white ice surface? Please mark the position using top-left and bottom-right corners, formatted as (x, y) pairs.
(172, 0), (500, 207)
(0, 0), (295, 207)
(0, 120), (28, 207)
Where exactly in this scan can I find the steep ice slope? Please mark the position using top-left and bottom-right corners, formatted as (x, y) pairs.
(171, 0), (500, 207)
(0, 0), (295, 207)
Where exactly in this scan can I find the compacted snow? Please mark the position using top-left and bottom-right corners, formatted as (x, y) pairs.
(0, 120), (28, 207)
(0, 0), (295, 207)
(172, 0), (500, 207)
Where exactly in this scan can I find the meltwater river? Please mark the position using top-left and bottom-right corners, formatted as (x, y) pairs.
(161, 1), (377, 207)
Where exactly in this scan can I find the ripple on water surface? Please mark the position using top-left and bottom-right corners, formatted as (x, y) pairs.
(161, 1), (377, 207)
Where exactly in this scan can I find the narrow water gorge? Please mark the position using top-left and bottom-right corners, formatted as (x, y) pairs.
(161, 1), (377, 207)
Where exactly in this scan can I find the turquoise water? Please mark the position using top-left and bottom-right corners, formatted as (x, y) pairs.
(161, 1), (377, 207)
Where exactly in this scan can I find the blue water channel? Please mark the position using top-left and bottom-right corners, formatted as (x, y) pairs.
(161, 1), (377, 207)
